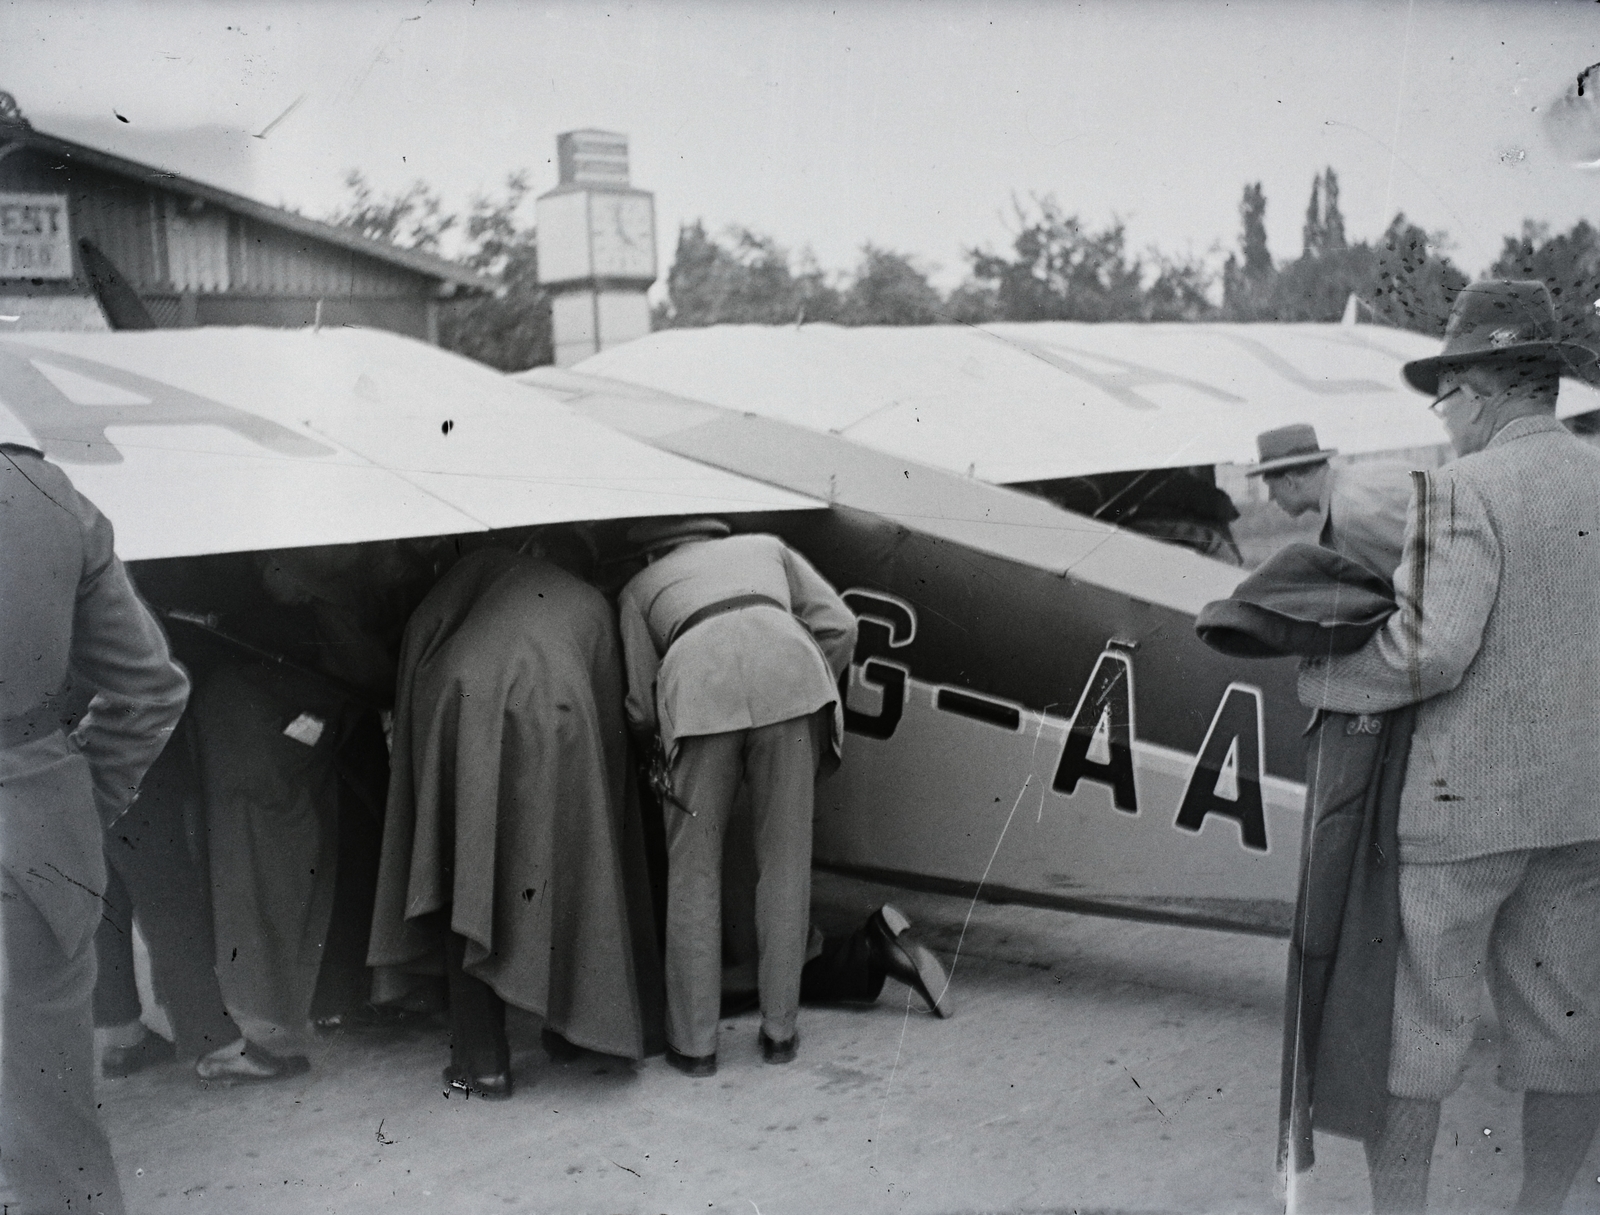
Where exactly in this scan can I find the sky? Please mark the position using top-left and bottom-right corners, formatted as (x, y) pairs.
(2, 0), (1597, 292)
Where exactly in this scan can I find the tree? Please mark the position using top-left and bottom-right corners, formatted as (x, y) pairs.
(656, 222), (840, 327)
(1141, 250), (1217, 322)
(1240, 182), (1273, 280)
(328, 170), (454, 253)
(1301, 167), (1347, 259)
(329, 171), (551, 371)
(967, 195), (1145, 322)
(1488, 220), (1600, 381)
(1223, 182), (1273, 319)
(838, 245), (944, 325)
(659, 226), (950, 328)
(436, 173), (553, 372)
(1367, 213), (1468, 336)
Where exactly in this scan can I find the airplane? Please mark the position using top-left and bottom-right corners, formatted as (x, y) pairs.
(519, 320), (1600, 936)
(7, 320), (1599, 944)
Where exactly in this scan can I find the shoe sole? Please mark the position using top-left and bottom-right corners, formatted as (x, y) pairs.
(196, 1057), (310, 1087)
(879, 904), (953, 1018)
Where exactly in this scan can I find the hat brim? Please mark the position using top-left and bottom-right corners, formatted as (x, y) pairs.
(1402, 341), (1600, 395)
(1245, 449), (1337, 477)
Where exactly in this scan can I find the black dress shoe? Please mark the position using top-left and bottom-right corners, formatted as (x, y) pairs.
(442, 1062), (513, 1100)
(665, 1046), (717, 1077)
(102, 1029), (176, 1079)
(759, 1030), (798, 1064)
(867, 904), (953, 1018)
(541, 1027), (583, 1062)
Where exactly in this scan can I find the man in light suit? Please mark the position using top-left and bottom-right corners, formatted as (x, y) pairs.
(1299, 280), (1600, 1214)
(618, 517), (857, 1074)
(1249, 423), (1415, 581)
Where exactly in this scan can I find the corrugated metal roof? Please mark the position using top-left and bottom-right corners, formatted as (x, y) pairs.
(0, 118), (495, 293)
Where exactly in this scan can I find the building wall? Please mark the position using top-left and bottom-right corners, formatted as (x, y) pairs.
(0, 143), (441, 339)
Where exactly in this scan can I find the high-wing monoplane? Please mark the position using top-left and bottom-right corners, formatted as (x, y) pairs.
(8, 320), (1599, 937)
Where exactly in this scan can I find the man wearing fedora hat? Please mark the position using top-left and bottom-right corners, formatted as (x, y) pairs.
(618, 516), (857, 1074)
(1299, 280), (1600, 1214)
(1248, 423), (1414, 581)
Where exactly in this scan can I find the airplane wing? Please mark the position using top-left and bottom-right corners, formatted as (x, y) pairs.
(565, 321), (1600, 482)
(0, 327), (818, 561)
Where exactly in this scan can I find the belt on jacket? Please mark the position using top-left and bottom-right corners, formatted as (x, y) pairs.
(667, 593), (787, 650)
(0, 696), (62, 750)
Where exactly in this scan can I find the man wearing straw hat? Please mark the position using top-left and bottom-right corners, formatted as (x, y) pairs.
(1299, 280), (1600, 1214)
(1248, 423), (1414, 581)
(618, 517), (856, 1075)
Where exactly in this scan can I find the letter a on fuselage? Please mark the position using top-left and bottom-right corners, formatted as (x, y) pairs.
(1174, 682), (1268, 852)
(1052, 648), (1138, 813)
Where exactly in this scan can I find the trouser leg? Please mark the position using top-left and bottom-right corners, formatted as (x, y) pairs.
(665, 732), (743, 1057)
(93, 863), (142, 1029)
(744, 712), (824, 1046)
(445, 931), (508, 1077)
(1514, 1090), (1600, 1214)
(1, 876), (127, 1215)
(311, 710), (388, 1020)
(1363, 1095), (1440, 1215)
(101, 735), (240, 1057)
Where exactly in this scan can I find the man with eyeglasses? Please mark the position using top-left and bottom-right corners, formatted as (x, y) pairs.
(1299, 280), (1600, 1214)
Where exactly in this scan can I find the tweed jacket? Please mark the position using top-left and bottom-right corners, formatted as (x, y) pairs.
(618, 533), (857, 762)
(1299, 415), (1600, 863)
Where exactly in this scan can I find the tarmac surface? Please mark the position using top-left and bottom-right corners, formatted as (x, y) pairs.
(99, 872), (1600, 1215)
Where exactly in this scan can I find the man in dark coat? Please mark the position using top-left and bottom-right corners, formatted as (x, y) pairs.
(369, 537), (663, 1097)
(0, 437), (189, 1214)
(185, 543), (415, 1078)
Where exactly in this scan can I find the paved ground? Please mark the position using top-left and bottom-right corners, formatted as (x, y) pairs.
(99, 873), (1600, 1215)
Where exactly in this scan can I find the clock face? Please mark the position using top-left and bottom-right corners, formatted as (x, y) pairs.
(588, 192), (656, 281)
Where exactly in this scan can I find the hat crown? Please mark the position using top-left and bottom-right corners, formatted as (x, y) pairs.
(1440, 280), (1558, 353)
(1256, 424), (1326, 465)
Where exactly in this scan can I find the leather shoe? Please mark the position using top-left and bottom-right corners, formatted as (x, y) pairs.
(867, 904), (953, 1018)
(442, 1062), (513, 1100)
(759, 1030), (797, 1064)
(195, 1039), (311, 1085)
(103, 1029), (176, 1079)
(665, 1046), (717, 1077)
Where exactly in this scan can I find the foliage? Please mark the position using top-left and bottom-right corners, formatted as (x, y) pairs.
(329, 171), (455, 253)
(330, 171), (552, 371)
(839, 245), (945, 325)
(1221, 172), (1467, 333)
(1141, 250), (1217, 322)
(436, 174), (553, 372)
(1301, 167), (1347, 259)
(658, 222), (841, 327)
(966, 196), (1146, 321)
(332, 160), (1600, 376)
(1488, 220), (1600, 381)
(657, 225), (952, 327)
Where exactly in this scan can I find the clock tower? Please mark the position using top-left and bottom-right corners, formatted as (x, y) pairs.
(535, 130), (657, 367)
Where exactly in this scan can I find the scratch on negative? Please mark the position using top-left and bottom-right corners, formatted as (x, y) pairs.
(1124, 1067), (1167, 1118)
(608, 1159), (640, 1178)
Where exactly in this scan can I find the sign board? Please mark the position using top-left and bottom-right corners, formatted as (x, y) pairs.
(0, 193), (72, 280)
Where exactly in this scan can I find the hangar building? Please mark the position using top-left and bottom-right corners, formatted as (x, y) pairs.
(0, 90), (491, 338)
